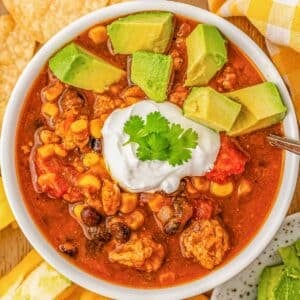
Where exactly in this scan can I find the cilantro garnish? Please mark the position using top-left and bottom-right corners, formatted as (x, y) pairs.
(123, 111), (198, 166)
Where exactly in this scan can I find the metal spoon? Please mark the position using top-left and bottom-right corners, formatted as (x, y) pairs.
(267, 134), (300, 155)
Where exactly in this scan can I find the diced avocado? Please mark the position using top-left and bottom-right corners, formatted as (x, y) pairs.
(258, 265), (285, 300)
(279, 243), (300, 271)
(274, 271), (300, 300)
(183, 87), (241, 131)
(4, 262), (71, 299)
(131, 51), (172, 102)
(185, 24), (227, 86)
(107, 12), (174, 54)
(226, 82), (287, 136)
(49, 42), (125, 93)
(295, 240), (300, 256)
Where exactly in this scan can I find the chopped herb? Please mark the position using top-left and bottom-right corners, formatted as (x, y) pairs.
(123, 111), (198, 166)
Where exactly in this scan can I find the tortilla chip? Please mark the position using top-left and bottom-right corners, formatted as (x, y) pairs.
(0, 15), (36, 128)
(3, 0), (111, 43)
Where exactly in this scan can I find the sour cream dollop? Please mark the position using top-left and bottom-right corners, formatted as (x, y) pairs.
(102, 100), (220, 193)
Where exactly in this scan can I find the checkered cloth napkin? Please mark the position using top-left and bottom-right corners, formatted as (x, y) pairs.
(208, 0), (300, 119)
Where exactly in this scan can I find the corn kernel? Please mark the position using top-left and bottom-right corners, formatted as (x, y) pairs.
(70, 119), (88, 133)
(83, 152), (100, 167)
(42, 103), (59, 117)
(90, 118), (103, 139)
(39, 130), (60, 144)
(210, 181), (233, 197)
(43, 82), (64, 102)
(120, 193), (138, 214)
(78, 174), (101, 190)
(37, 173), (56, 186)
(238, 179), (252, 198)
(191, 177), (210, 192)
(124, 210), (144, 230)
(37, 144), (55, 159)
(185, 181), (199, 195)
(73, 204), (85, 219)
(88, 26), (108, 44)
(54, 144), (68, 157)
(148, 194), (166, 212)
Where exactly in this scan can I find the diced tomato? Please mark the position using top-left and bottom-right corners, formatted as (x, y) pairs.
(206, 135), (248, 183)
(35, 156), (82, 201)
(40, 174), (68, 199)
(192, 198), (214, 220)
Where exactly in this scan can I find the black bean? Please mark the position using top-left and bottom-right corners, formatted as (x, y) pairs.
(164, 218), (181, 235)
(87, 224), (112, 242)
(81, 206), (103, 227)
(86, 238), (104, 255)
(58, 242), (78, 257)
(89, 138), (102, 152)
(110, 222), (131, 243)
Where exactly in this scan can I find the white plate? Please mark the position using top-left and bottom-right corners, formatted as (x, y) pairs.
(211, 212), (300, 300)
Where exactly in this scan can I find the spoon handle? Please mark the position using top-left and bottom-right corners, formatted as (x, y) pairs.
(267, 134), (300, 155)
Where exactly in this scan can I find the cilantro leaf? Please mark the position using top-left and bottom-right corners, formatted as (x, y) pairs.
(123, 111), (198, 166)
(180, 128), (198, 148)
(146, 133), (169, 152)
(146, 133), (170, 160)
(164, 124), (184, 145)
(144, 111), (169, 133)
(137, 146), (152, 161)
(124, 115), (144, 142)
(168, 147), (192, 166)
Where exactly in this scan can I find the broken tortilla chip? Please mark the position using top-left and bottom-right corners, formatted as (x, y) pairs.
(0, 15), (36, 128)
(2, 0), (112, 43)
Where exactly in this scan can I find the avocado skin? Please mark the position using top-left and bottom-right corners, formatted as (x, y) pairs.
(226, 82), (287, 136)
(185, 24), (227, 86)
(49, 43), (125, 93)
(183, 87), (241, 132)
(108, 12), (174, 54)
(131, 51), (172, 102)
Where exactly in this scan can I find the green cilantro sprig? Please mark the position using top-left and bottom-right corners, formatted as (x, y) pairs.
(123, 111), (198, 166)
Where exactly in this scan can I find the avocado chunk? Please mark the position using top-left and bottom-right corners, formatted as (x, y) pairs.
(258, 265), (285, 300)
(274, 270), (300, 300)
(226, 82), (287, 136)
(131, 51), (172, 102)
(183, 87), (241, 131)
(185, 24), (227, 86)
(107, 12), (174, 54)
(49, 43), (125, 93)
(279, 243), (300, 271)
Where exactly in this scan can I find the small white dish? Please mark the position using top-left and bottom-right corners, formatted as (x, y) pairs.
(211, 212), (300, 300)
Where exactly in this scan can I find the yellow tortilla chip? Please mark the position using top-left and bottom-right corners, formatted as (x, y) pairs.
(3, 0), (111, 43)
(0, 15), (36, 128)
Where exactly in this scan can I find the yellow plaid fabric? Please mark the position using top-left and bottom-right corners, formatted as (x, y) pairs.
(208, 0), (300, 119)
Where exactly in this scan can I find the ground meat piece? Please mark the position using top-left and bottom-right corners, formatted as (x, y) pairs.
(101, 179), (121, 215)
(180, 219), (229, 269)
(108, 233), (165, 272)
(58, 89), (85, 114)
(206, 135), (248, 183)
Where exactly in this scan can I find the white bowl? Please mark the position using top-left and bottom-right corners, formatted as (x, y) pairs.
(1, 1), (299, 299)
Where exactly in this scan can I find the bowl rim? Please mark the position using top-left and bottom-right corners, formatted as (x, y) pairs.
(1, 1), (299, 299)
